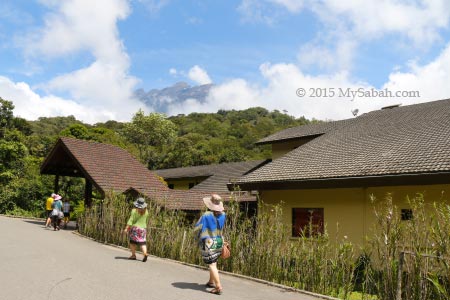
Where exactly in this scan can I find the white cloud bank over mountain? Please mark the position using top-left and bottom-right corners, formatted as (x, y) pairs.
(165, 0), (450, 119)
(2, 0), (450, 123)
(167, 47), (450, 120)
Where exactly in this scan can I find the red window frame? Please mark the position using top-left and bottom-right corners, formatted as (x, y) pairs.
(292, 208), (324, 237)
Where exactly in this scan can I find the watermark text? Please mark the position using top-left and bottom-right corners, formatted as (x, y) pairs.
(296, 87), (420, 100)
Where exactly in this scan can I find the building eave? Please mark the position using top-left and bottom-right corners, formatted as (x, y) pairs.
(229, 171), (450, 191)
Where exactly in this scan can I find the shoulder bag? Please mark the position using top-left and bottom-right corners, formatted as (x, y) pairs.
(215, 215), (231, 259)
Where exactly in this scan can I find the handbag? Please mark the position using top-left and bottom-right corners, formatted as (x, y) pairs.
(214, 215), (230, 259)
(221, 241), (231, 259)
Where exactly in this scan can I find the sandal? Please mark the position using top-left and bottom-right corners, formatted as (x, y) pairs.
(210, 288), (222, 295)
(142, 255), (148, 262)
(206, 282), (215, 288)
(128, 256), (137, 260)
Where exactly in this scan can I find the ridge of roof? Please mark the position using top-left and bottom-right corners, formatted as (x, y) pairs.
(255, 118), (355, 145)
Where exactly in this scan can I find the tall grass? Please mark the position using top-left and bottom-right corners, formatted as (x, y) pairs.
(367, 193), (450, 300)
(78, 192), (450, 300)
(78, 192), (356, 298)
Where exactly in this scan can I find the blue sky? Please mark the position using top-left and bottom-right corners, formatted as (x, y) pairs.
(1, 0), (450, 123)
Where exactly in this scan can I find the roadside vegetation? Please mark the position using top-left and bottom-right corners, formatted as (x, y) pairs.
(0, 96), (311, 215)
(4, 96), (450, 299)
(78, 192), (450, 300)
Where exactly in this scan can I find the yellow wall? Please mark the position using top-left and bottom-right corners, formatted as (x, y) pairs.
(165, 178), (207, 190)
(271, 137), (315, 159)
(260, 184), (450, 247)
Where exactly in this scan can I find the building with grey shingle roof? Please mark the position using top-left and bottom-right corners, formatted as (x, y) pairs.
(230, 99), (450, 246)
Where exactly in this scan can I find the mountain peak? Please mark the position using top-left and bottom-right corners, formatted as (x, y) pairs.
(135, 82), (214, 113)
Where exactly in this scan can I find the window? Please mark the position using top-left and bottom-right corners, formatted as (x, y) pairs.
(401, 209), (413, 221)
(292, 208), (324, 237)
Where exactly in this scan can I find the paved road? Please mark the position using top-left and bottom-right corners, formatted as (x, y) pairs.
(0, 216), (325, 300)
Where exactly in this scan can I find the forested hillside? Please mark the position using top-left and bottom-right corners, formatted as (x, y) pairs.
(0, 97), (317, 215)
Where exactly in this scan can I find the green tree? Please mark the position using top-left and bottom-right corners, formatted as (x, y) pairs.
(0, 98), (15, 138)
(158, 133), (212, 168)
(29, 115), (83, 136)
(60, 123), (92, 140)
(123, 110), (177, 165)
(0, 130), (28, 182)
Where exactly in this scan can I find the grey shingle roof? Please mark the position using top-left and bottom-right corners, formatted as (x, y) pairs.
(235, 99), (450, 188)
(256, 119), (354, 144)
(155, 164), (214, 179)
(155, 160), (269, 193)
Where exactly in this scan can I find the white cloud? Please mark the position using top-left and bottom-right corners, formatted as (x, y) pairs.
(239, 0), (450, 75)
(188, 65), (212, 85)
(10, 0), (145, 123)
(269, 0), (303, 12)
(186, 17), (203, 25)
(169, 68), (177, 75)
(298, 38), (357, 72)
(166, 78), (260, 115)
(252, 0), (450, 45)
(23, 0), (130, 59)
(137, 0), (171, 14)
(0, 76), (121, 123)
(237, 0), (280, 24)
(383, 42), (450, 102)
(165, 62), (375, 120)
(45, 60), (142, 116)
(315, 0), (450, 44)
(164, 46), (450, 121)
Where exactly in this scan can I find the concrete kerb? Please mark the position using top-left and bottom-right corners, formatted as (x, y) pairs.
(1, 214), (46, 221)
(2, 215), (340, 300)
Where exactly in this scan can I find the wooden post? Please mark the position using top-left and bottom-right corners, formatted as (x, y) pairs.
(85, 179), (92, 208)
(180, 230), (187, 259)
(54, 174), (60, 194)
(396, 251), (405, 300)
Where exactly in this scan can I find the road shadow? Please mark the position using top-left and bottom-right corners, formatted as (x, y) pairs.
(171, 282), (207, 292)
(23, 219), (45, 226)
(115, 256), (133, 260)
(23, 219), (78, 230)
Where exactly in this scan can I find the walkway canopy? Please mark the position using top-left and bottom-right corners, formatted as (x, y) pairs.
(40, 137), (255, 209)
(40, 137), (167, 207)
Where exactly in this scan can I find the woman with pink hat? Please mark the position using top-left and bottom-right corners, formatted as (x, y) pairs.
(50, 194), (63, 231)
(194, 194), (226, 295)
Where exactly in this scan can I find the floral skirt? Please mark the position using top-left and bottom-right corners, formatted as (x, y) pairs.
(200, 236), (223, 265)
(129, 226), (147, 245)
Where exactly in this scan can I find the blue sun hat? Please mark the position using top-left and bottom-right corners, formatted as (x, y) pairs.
(133, 197), (147, 209)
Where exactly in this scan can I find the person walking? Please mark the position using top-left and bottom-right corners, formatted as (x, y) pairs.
(50, 194), (63, 231)
(123, 197), (149, 262)
(45, 193), (55, 228)
(62, 198), (71, 229)
(195, 194), (226, 295)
